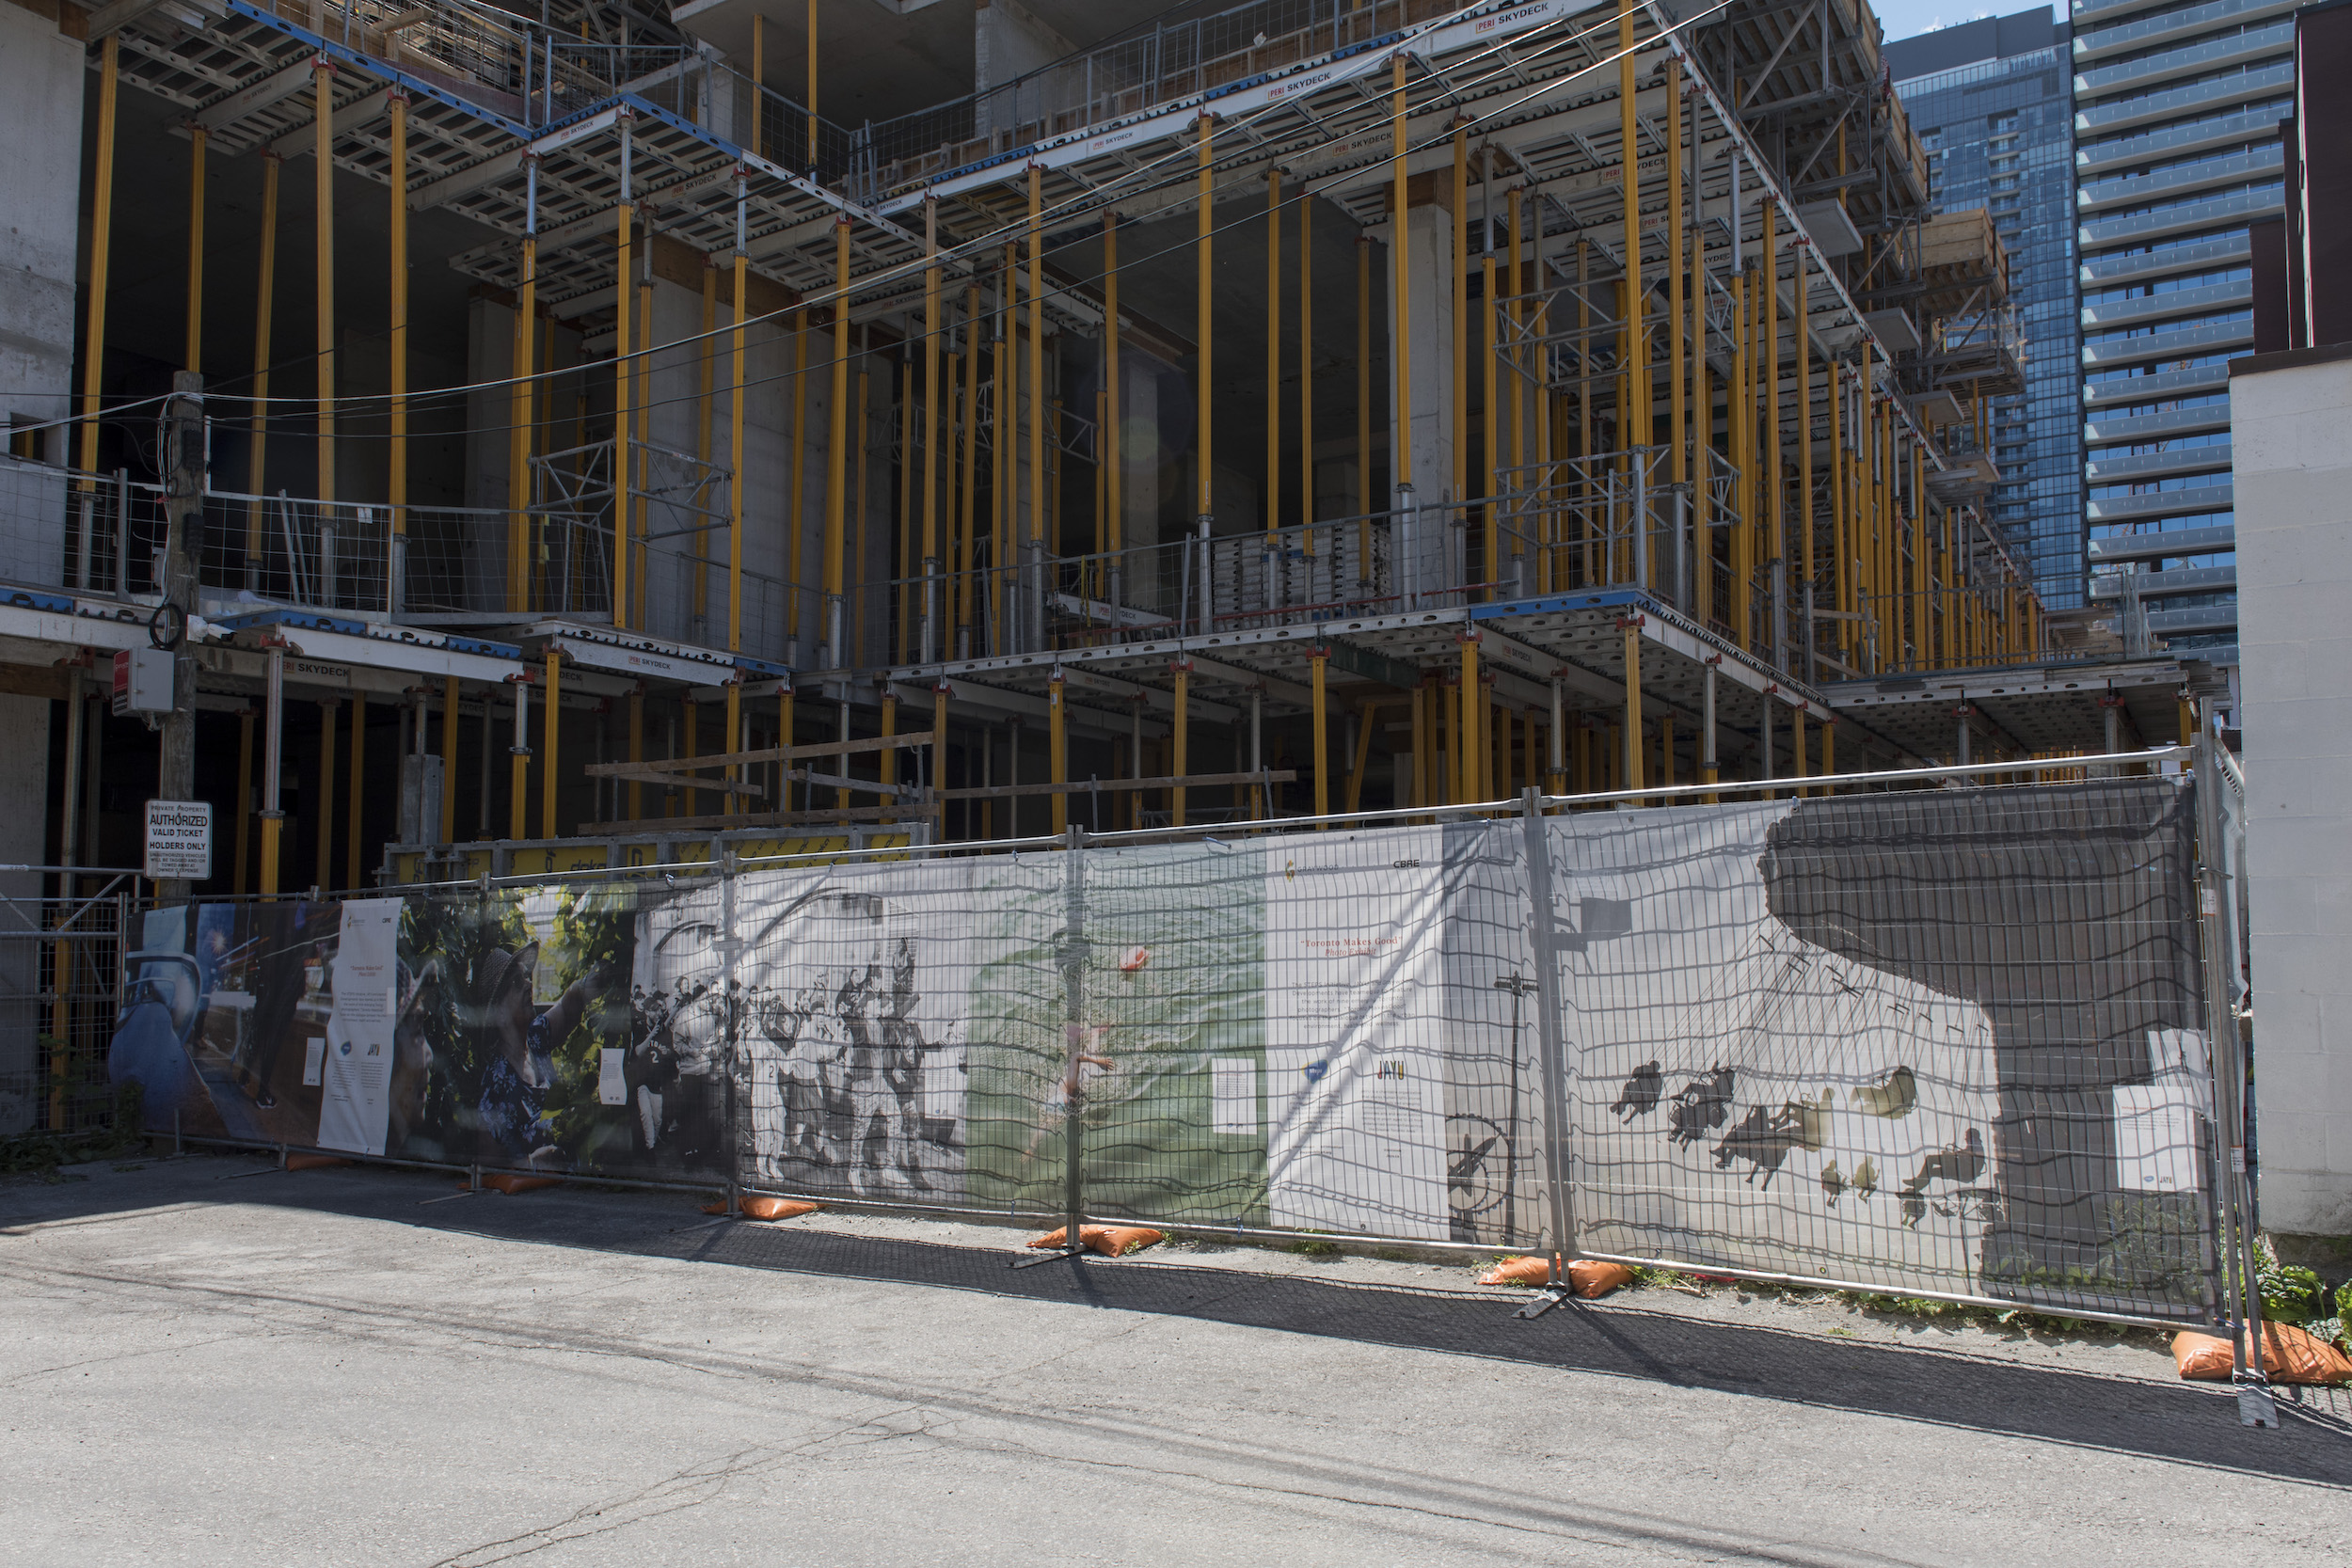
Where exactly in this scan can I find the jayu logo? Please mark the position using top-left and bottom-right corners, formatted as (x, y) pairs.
(1303, 1060), (1329, 1084)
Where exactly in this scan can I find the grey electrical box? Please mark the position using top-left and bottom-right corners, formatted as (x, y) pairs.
(400, 752), (446, 845)
(111, 647), (173, 718)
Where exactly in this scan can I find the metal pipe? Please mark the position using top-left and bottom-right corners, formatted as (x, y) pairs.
(730, 180), (748, 652)
(261, 644), (284, 896)
(510, 677), (531, 841)
(1622, 619), (1644, 792)
(1027, 166), (1045, 585)
(1357, 236), (1373, 580)
(1311, 651), (1330, 825)
(1048, 671), (1068, 835)
(439, 675), (459, 844)
(823, 216), (851, 667)
(1391, 57), (1412, 499)
(508, 155), (539, 612)
(921, 197), (941, 662)
(1198, 114), (1216, 531)
(314, 60), (337, 509)
(1618, 0), (1645, 450)
(1171, 661), (1191, 828)
(1298, 191), (1314, 539)
(612, 117), (634, 627)
(1269, 164), (1283, 555)
(541, 650), (562, 839)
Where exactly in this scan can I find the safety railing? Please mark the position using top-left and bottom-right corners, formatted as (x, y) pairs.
(864, 0), (1440, 193)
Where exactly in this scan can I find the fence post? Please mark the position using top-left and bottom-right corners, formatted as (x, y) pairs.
(720, 847), (740, 1216)
(1516, 786), (1578, 1318)
(2197, 722), (2274, 1424)
(1013, 821), (1090, 1266)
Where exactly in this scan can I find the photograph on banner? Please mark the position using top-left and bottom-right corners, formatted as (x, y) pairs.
(391, 883), (727, 1180)
(1558, 778), (2211, 1317)
(733, 862), (975, 1202)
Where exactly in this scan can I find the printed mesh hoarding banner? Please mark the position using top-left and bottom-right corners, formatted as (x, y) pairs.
(106, 778), (2215, 1321)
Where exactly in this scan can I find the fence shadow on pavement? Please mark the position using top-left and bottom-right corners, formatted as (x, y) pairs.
(54, 1158), (2346, 1491)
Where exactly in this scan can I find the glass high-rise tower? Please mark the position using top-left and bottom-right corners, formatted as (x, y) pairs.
(2069, 0), (2293, 657)
(1890, 8), (2088, 614)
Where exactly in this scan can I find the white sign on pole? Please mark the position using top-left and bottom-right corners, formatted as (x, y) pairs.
(144, 800), (213, 881)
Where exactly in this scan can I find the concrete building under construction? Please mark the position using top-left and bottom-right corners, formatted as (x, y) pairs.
(0, 0), (2227, 903)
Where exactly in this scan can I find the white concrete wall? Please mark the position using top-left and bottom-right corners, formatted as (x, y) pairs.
(975, 0), (1075, 137)
(0, 4), (85, 589)
(2231, 353), (2352, 1237)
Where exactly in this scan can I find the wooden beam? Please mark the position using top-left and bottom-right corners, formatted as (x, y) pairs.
(941, 769), (1295, 801)
(589, 765), (765, 799)
(583, 729), (936, 778)
(576, 803), (915, 834)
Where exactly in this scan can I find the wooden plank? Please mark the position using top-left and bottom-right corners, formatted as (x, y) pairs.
(941, 769), (1295, 801)
(575, 803), (918, 834)
(583, 729), (936, 778)
(591, 765), (766, 799)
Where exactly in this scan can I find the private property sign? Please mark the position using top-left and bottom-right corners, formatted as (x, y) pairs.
(144, 800), (213, 881)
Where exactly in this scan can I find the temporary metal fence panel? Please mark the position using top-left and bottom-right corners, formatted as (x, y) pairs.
(2, 881), (130, 1137)
(105, 771), (2231, 1328)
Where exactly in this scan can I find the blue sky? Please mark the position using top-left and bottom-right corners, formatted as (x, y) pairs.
(1875, 3), (2006, 46)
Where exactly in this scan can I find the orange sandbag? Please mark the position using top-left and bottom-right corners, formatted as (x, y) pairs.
(1477, 1255), (1636, 1298)
(2172, 1323), (2352, 1386)
(1027, 1225), (1165, 1258)
(471, 1172), (564, 1196)
(699, 1195), (822, 1220)
(284, 1153), (350, 1172)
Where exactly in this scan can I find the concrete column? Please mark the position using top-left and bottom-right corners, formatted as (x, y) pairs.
(0, 5), (85, 584)
(1386, 198), (1455, 598)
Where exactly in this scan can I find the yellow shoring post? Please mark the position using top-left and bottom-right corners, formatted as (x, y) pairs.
(1797, 246), (1812, 627)
(1391, 57), (1412, 498)
(1830, 363), (1847, 633)
(1047, 673), (1067, 834)
(633, 249), (653, 631)
(1614, 305), (1629, 583)
(1453, 126), (1469, 526)
(992, 251), (1009, 654)
(695, 260), (715, 629)
(1346, 698), (1375, 813)
(923, 198), (942, 660)
(726, 681), (743, 801)
(389, 99), (407, 555)
(508, 171), (538, 614)
(823, 218), (851, 667)
(961, 284), (981, 639)
(1311, 649), (1329, 824)
(881, 691), (898, 825)
(1409, 678), (1429, 810)
(1483, 247), (1500, 595)
(613, 197), (634, 627)
(185, 122), (205, 372)
(246, 151), (278, 573)
(1913, 440), (1929, 666)
(1764, 198), (1781, 606)
(1574, 716), (1590, 796)
(752, 14), (764, 159)
(626, 686), (643, 821)
(1791, 705), (1807, 797)
(1879, 396), (1894, 673)
(1093, 388), (1105, 563)
(234, 710), (254, 895)
(345, 694), (364, 887)
(775, 689), (792, 816)
(1508, 189), (1526, 590)
(1171, 661), (1192, 827)
(78, 37), (117, 487)
(1027, 166), (1045, 571)
(1820, 715), (1836, 791)
(1198, 115), (1216, 522)
(1619, 0), (1646, 451)
(314, 60), (337, 511)
(1441, 673), (1459, 807)
(678, 699), (695, 820)
(1357, 235), (1372, 570)
(318, 699), (337, 888)
(1268, 164), (1283, 552)
(730, 248), (748, 652)
(1666, 55), (1684, 505)
(932, 683), (950, 843)
(806, 0), (818, 168)
(1659, 709), (1674, 790)
(1576, 241), (1591, 587)
(787, 308), (807, 649)
(1622, 617), (1645, 793)
(1299, 193), (1314, 542)
(1104, 214), (1121, 561)
(1729, 274), (1750, 646)
(854, 351), (874, 665)
(1457, 632), (1481, 805)
(541, 649), (561, 839)
(899, 357), (916, 661)
(438, 677), (458, 843)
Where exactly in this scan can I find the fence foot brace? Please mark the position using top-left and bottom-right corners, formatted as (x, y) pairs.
(284, 1153), (350, 1172)
(1018, 1226), (1164, 1265)
(468, 1172), (565, 1196)
(699, 1195), (823, 1221)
